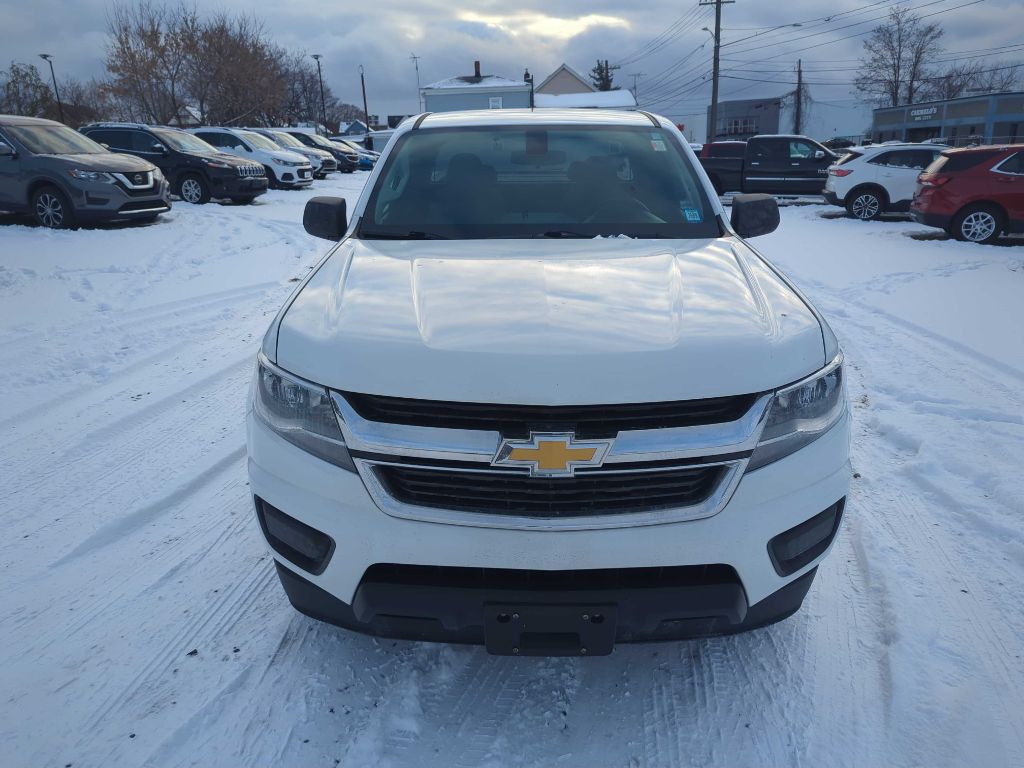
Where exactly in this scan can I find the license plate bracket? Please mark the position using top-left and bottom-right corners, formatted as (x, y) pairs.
(484, 603), (618, 656)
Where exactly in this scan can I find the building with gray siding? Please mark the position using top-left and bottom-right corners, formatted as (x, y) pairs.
(706, 97), (782, 141)
(422, 61), (531, 113)
(872, 92), (1024, 146)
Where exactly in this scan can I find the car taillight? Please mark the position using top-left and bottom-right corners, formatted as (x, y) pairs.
(918, 174), (950, 187)
(829, 168), (853, 177)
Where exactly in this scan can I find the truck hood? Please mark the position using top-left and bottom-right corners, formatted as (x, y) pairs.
(275, 237), (826, 404)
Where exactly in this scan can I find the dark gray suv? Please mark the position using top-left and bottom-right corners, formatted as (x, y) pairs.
(0, 115), (171, 228)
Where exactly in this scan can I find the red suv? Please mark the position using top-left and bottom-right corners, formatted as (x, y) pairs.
(911, 145), (1024, 244)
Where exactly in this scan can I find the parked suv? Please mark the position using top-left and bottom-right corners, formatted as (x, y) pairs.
(911, 145), (1024, 244)
(248, 109), (850, 657)
(190, 127), (313, 189)
(824, 143), (944, 220)
(0, 115), (170, 228)
(280, 129), (359, 173)
(80, 123), (267, 204)
(246, 128), (337, 178)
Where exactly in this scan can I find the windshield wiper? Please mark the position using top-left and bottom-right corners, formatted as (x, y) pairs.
(533, 230), (595, 238)
(359, 230), (450, 240)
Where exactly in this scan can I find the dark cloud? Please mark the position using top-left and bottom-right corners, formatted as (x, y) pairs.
(2, 0), (1018, 137)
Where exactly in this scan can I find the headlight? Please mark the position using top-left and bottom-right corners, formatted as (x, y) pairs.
(202, 158), (232, 169)
(152, 167), (163, 181)
(272, 157), (303, 166)
(68, 169), (114, 182)
(747, 355), (846, 471)
(252, 354), (355, 472)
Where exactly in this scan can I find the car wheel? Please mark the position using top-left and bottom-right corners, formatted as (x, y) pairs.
(952, 204), (1003, 244)
(846, 189), (882, 220)
(178, 174), (210, 204)
(32, 186), (76, 229)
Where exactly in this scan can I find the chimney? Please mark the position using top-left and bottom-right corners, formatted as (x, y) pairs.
(474, 60), (481, 78)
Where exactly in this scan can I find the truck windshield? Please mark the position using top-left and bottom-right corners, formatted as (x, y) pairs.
(360, 125), (718, 239)
(7, 125), (107, 155)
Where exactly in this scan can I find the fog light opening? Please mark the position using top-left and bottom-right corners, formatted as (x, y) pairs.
(255, 497), (335, 575)
(768, 499), (845, 577)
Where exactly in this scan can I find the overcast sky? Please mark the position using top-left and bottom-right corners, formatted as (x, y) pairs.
(2, 0), (1019, 139)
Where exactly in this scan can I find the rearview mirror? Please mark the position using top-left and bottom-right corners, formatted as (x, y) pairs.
(303, 197), (348, 241)
(730, 194), (779, 238)
(0, 142), (14, 157)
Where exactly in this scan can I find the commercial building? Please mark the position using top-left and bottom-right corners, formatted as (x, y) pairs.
(707, 97), (783, 141)
(871, 91), (1024, 145)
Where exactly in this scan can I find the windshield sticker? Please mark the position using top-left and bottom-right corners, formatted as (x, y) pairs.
(683, 207), (703, 223)
(650, 137), (667, 152)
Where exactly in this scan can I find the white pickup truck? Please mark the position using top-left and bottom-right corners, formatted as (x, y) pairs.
(247, 109), (850, 656)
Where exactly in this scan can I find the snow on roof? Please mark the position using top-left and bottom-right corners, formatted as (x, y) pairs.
(534, 91), (637, 109)
(423, 74), (529, 90)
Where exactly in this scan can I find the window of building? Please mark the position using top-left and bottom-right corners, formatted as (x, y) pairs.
(488, 96), (503, 109)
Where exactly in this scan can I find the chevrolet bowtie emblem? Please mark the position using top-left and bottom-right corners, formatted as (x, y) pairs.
(492, 432), (613, 477)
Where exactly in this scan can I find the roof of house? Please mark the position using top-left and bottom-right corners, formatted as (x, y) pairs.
(534, 90), (637, 109)
(536, 63), (595, 93)
(423, 74), (529, 90)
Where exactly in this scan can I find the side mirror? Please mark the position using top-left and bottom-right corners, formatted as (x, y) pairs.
(303, 196), (348, 241)
(730, 194), (779, 238)
(814, 149), (826, 160)
(151, 143), (167, 155)
(0, 142), (14, 157)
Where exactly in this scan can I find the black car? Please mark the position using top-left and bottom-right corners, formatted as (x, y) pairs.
(281, 130), (358, 173)
(0, 115), (170, 228)
(80, 123), (268, 204)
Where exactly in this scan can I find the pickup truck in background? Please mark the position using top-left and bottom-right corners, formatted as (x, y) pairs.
(699, 135), (838, 196)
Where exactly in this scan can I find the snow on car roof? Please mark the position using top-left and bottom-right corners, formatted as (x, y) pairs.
(412, 109), (661, 131)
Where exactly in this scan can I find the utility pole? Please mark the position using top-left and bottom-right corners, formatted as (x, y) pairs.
(38, 54), (64, 123)
(699, 0), (734, 143)
(794, 59), (803, 134)
(359, 65), (370, 131)
(410, 53), (422, 112)
(311, 54), (327, 133)
(629, 72), (645, 104)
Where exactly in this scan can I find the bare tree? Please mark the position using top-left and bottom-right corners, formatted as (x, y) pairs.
(0, 62), (54, 117)
(105, 2), (195, 123)
(922, 60), (1021, 101)
(854, 6), (943, 107)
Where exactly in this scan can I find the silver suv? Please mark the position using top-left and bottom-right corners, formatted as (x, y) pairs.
(0, 115), (171, 229)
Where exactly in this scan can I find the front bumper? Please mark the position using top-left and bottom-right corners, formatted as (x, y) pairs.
(247, 409), (851, 650)
(69, 177), (172, 221)
(209, 172), (269, 199)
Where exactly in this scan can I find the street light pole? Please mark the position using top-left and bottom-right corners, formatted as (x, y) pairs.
(359, 65), (370, 131)
(311, 54), (327, 133)
(38, 54), (64, 123)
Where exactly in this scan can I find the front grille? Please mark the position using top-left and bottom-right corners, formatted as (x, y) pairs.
(362, 562), (739, 591)
(237, 164), (264, 177)
(344, 392), (759, 438)
(375, 464), (724, 518)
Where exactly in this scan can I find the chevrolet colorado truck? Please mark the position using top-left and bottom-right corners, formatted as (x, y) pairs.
(247, 109), (851, 656)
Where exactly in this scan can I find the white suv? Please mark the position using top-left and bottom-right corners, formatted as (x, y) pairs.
(824, 142), (944, 219)
(190, 127), (313, 189)
(248, 109), (850, 656)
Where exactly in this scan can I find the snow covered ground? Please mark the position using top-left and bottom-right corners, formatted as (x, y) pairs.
(1, 179), (1022, 768)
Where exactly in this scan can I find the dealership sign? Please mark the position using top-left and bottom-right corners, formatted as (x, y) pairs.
(910, 106), (939, 121)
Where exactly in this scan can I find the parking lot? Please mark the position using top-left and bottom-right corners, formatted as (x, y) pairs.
(2, 176), (1023, 768)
